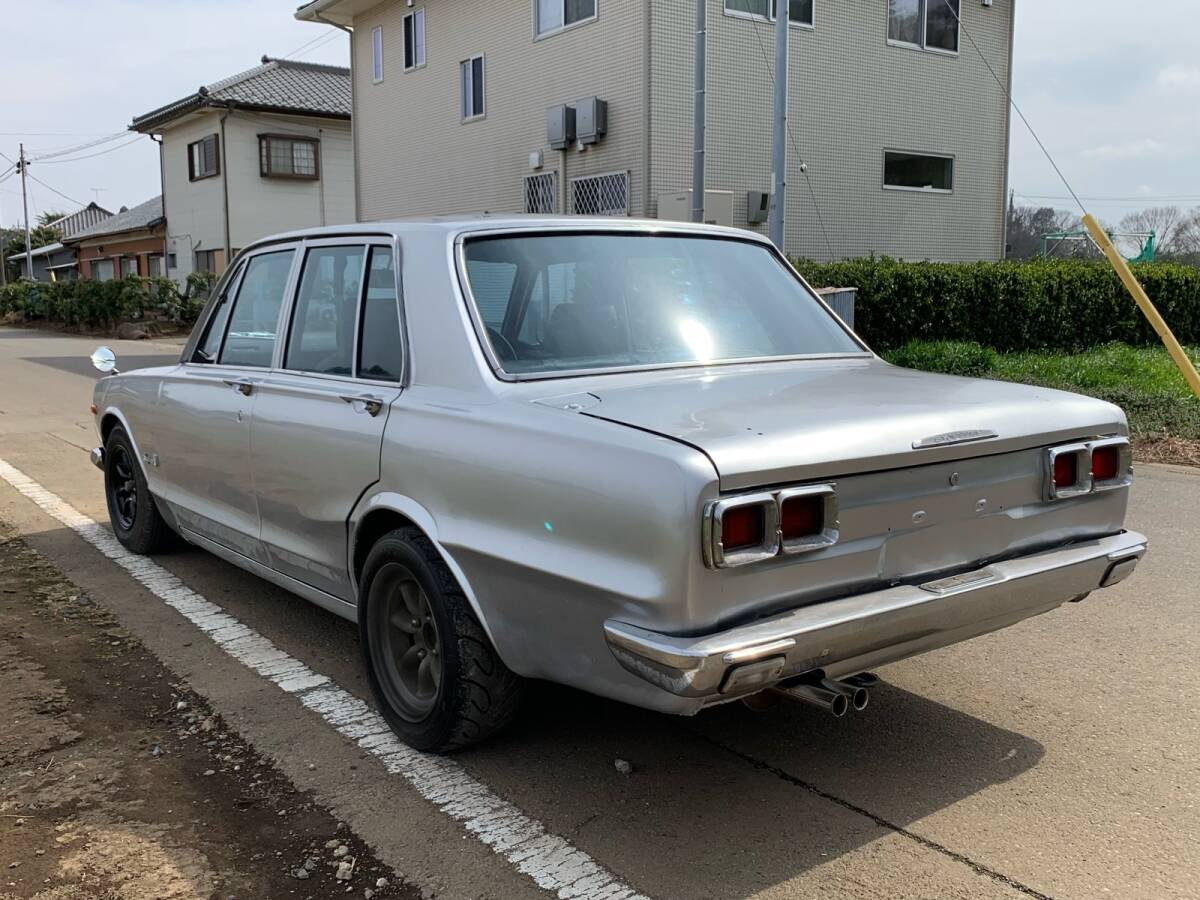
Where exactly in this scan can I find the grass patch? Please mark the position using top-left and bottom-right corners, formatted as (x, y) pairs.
(884, 341), (1200, 449)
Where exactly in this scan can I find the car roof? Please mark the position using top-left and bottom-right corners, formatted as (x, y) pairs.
(243, 215), (773, 251)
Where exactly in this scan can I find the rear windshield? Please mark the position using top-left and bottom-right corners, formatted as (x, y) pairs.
(462, 233), (862, 376)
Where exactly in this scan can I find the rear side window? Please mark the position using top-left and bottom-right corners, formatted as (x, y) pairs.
(357, 247), (403, 382)
(285, 245), (366, 376)
(218, 250), (296, 368)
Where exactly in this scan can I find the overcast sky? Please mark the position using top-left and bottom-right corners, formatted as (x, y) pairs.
(3, 0), (1199, 228)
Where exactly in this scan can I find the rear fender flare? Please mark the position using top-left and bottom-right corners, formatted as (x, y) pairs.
(348, 491), (500, 652)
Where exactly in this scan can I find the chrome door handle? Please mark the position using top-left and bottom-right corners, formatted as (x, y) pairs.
(223, 378), (254, 396)
(340, 394), (384, 417)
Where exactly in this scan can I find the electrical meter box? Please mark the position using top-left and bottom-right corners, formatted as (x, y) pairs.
(574, 97), (608, 145)
(546, 104), (576, 150)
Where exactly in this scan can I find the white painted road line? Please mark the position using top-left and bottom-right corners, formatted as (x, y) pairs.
(0, 458), (649, 900)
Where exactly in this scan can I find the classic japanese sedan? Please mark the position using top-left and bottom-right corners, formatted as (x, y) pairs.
(90, 217), (1147, 751)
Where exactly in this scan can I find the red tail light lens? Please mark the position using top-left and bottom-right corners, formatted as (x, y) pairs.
(1053, 453), (1078, 489)
(1092, 446), (1120, 482)
(720, 505), (765, 551)
(781, 494), (823, 540)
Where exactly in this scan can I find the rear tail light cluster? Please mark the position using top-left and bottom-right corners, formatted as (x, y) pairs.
(1046, 437), (1133, 500)
(705, 484), (839, 569)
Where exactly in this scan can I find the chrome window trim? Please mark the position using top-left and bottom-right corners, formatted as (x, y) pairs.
(778, 483), (840, 555)
(1045, 442), (1092, 501)
(208, 244), (302, 370)
(451, 225), (872, 384)
(1089, 436), (1134, 492)
(704, 493), (780, 570)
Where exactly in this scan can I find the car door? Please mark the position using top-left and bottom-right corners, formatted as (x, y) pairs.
(155, 246), (299, 562)
(251, 241), (405, 602)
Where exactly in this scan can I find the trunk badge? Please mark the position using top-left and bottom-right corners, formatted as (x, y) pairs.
(913, 429), (998, 450)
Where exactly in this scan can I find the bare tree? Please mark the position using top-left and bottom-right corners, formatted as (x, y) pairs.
(1118, 206), (1186, 254)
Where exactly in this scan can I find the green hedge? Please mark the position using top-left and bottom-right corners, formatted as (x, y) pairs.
(0, 272), (214, 331)
(794, 257), (1200, 353)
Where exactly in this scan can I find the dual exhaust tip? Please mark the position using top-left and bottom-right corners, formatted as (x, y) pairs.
(757, 672), (877, 718)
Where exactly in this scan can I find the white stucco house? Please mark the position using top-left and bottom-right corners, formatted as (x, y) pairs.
(131, 56), (355, 279)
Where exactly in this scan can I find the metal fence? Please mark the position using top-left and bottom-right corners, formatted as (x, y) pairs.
(569, 171), (630, 216)
(523, 172), (558, 215)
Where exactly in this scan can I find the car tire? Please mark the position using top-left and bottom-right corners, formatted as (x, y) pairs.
(104, 425), (173, 555)
(359, 526), (524, 752)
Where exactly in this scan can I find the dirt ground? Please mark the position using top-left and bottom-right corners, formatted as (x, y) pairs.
(0, 522), (418, 900)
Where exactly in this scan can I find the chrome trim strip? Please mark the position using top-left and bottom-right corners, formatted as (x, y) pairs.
(912, 428), (998, 450)
(1045, 442), (1092, 500)
(1089, 436), (1134, 492)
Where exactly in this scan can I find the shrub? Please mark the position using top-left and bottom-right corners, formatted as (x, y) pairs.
(0, 273), (213, 331)
(886, 339), (998, 377)
(794, 257), (1200, 353)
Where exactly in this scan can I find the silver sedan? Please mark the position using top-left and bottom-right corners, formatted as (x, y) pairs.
(90, 217), (1146, 751)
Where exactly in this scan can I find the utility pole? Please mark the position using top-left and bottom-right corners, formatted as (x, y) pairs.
(691, 0), (706, 223)
(769, 3), (789, 251)
(18, 144), (34, 281)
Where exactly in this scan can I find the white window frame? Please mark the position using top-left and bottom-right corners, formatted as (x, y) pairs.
(460, 55), (486, 122)
(723, 0), (815, 30)
(886, 0), (960, 56)
(882, 149), (955, 194)
(371, 25), (384, 83)
(533, 0), (599, 40)
(403, 8), (426, 71)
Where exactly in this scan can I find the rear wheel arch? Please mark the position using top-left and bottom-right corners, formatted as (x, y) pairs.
(349, 500), (504, 659)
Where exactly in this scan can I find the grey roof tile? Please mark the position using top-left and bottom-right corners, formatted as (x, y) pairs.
(131, 58), (351, 131)
(68, 196), (164, 241)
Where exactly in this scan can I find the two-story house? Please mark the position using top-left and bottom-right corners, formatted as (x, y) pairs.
(296, 0), (1013, 262)
(130, 56), (356, 279)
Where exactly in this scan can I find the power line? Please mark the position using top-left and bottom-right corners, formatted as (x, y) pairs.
(938, 0), (1086, 216)
(746, 15), (837, 260)
(281, 28), (341, 60)
(33, 130), (132, 161)
(35, 135), (145, 164)
(1016, 191), (1200, 204)
(25, 172), (85, 209)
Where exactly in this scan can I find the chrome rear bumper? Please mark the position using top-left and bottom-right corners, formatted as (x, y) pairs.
(604, 531), (1147, 702)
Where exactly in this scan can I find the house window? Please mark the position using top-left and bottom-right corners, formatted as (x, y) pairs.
(93, 259), (115, 282)
(120, 257), (138, 278)
(724, 0), (814, 27)
(461, 56), (485, 120)
(404, 9), (426, 69)
(524, 172), (559, 214)
(187, 134), (220, 181)
(259, 135), (320, 179)
(195, 250), (218, 274)
(148, 254), (165, 277)
(888, 0), (959, 53)
(372, 25), (384, 82)
(535, 0), (597, 37)
(883, 150), (954, 192)
(570, 171), (629, 216)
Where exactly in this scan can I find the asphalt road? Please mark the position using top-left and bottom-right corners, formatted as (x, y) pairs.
(1, 326), (1197, 900)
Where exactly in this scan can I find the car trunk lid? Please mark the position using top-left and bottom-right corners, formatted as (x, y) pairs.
(571, 358), (1123, 491)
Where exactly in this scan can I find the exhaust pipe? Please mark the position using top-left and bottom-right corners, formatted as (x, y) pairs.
(821, 678), (870, 712)
(773, 683), (849, 718)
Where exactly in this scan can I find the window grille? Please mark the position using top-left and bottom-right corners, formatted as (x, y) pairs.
(569, 171), (630, 216)
(524, 172), (559, 214)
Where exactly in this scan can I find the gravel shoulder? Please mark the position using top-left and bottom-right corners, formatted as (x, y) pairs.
(0, 522), (415, 900)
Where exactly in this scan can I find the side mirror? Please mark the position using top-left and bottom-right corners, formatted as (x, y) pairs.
(90, 346), (119, 375)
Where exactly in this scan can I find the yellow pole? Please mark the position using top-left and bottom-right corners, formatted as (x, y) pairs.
(1082, 213), (1200, 400)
